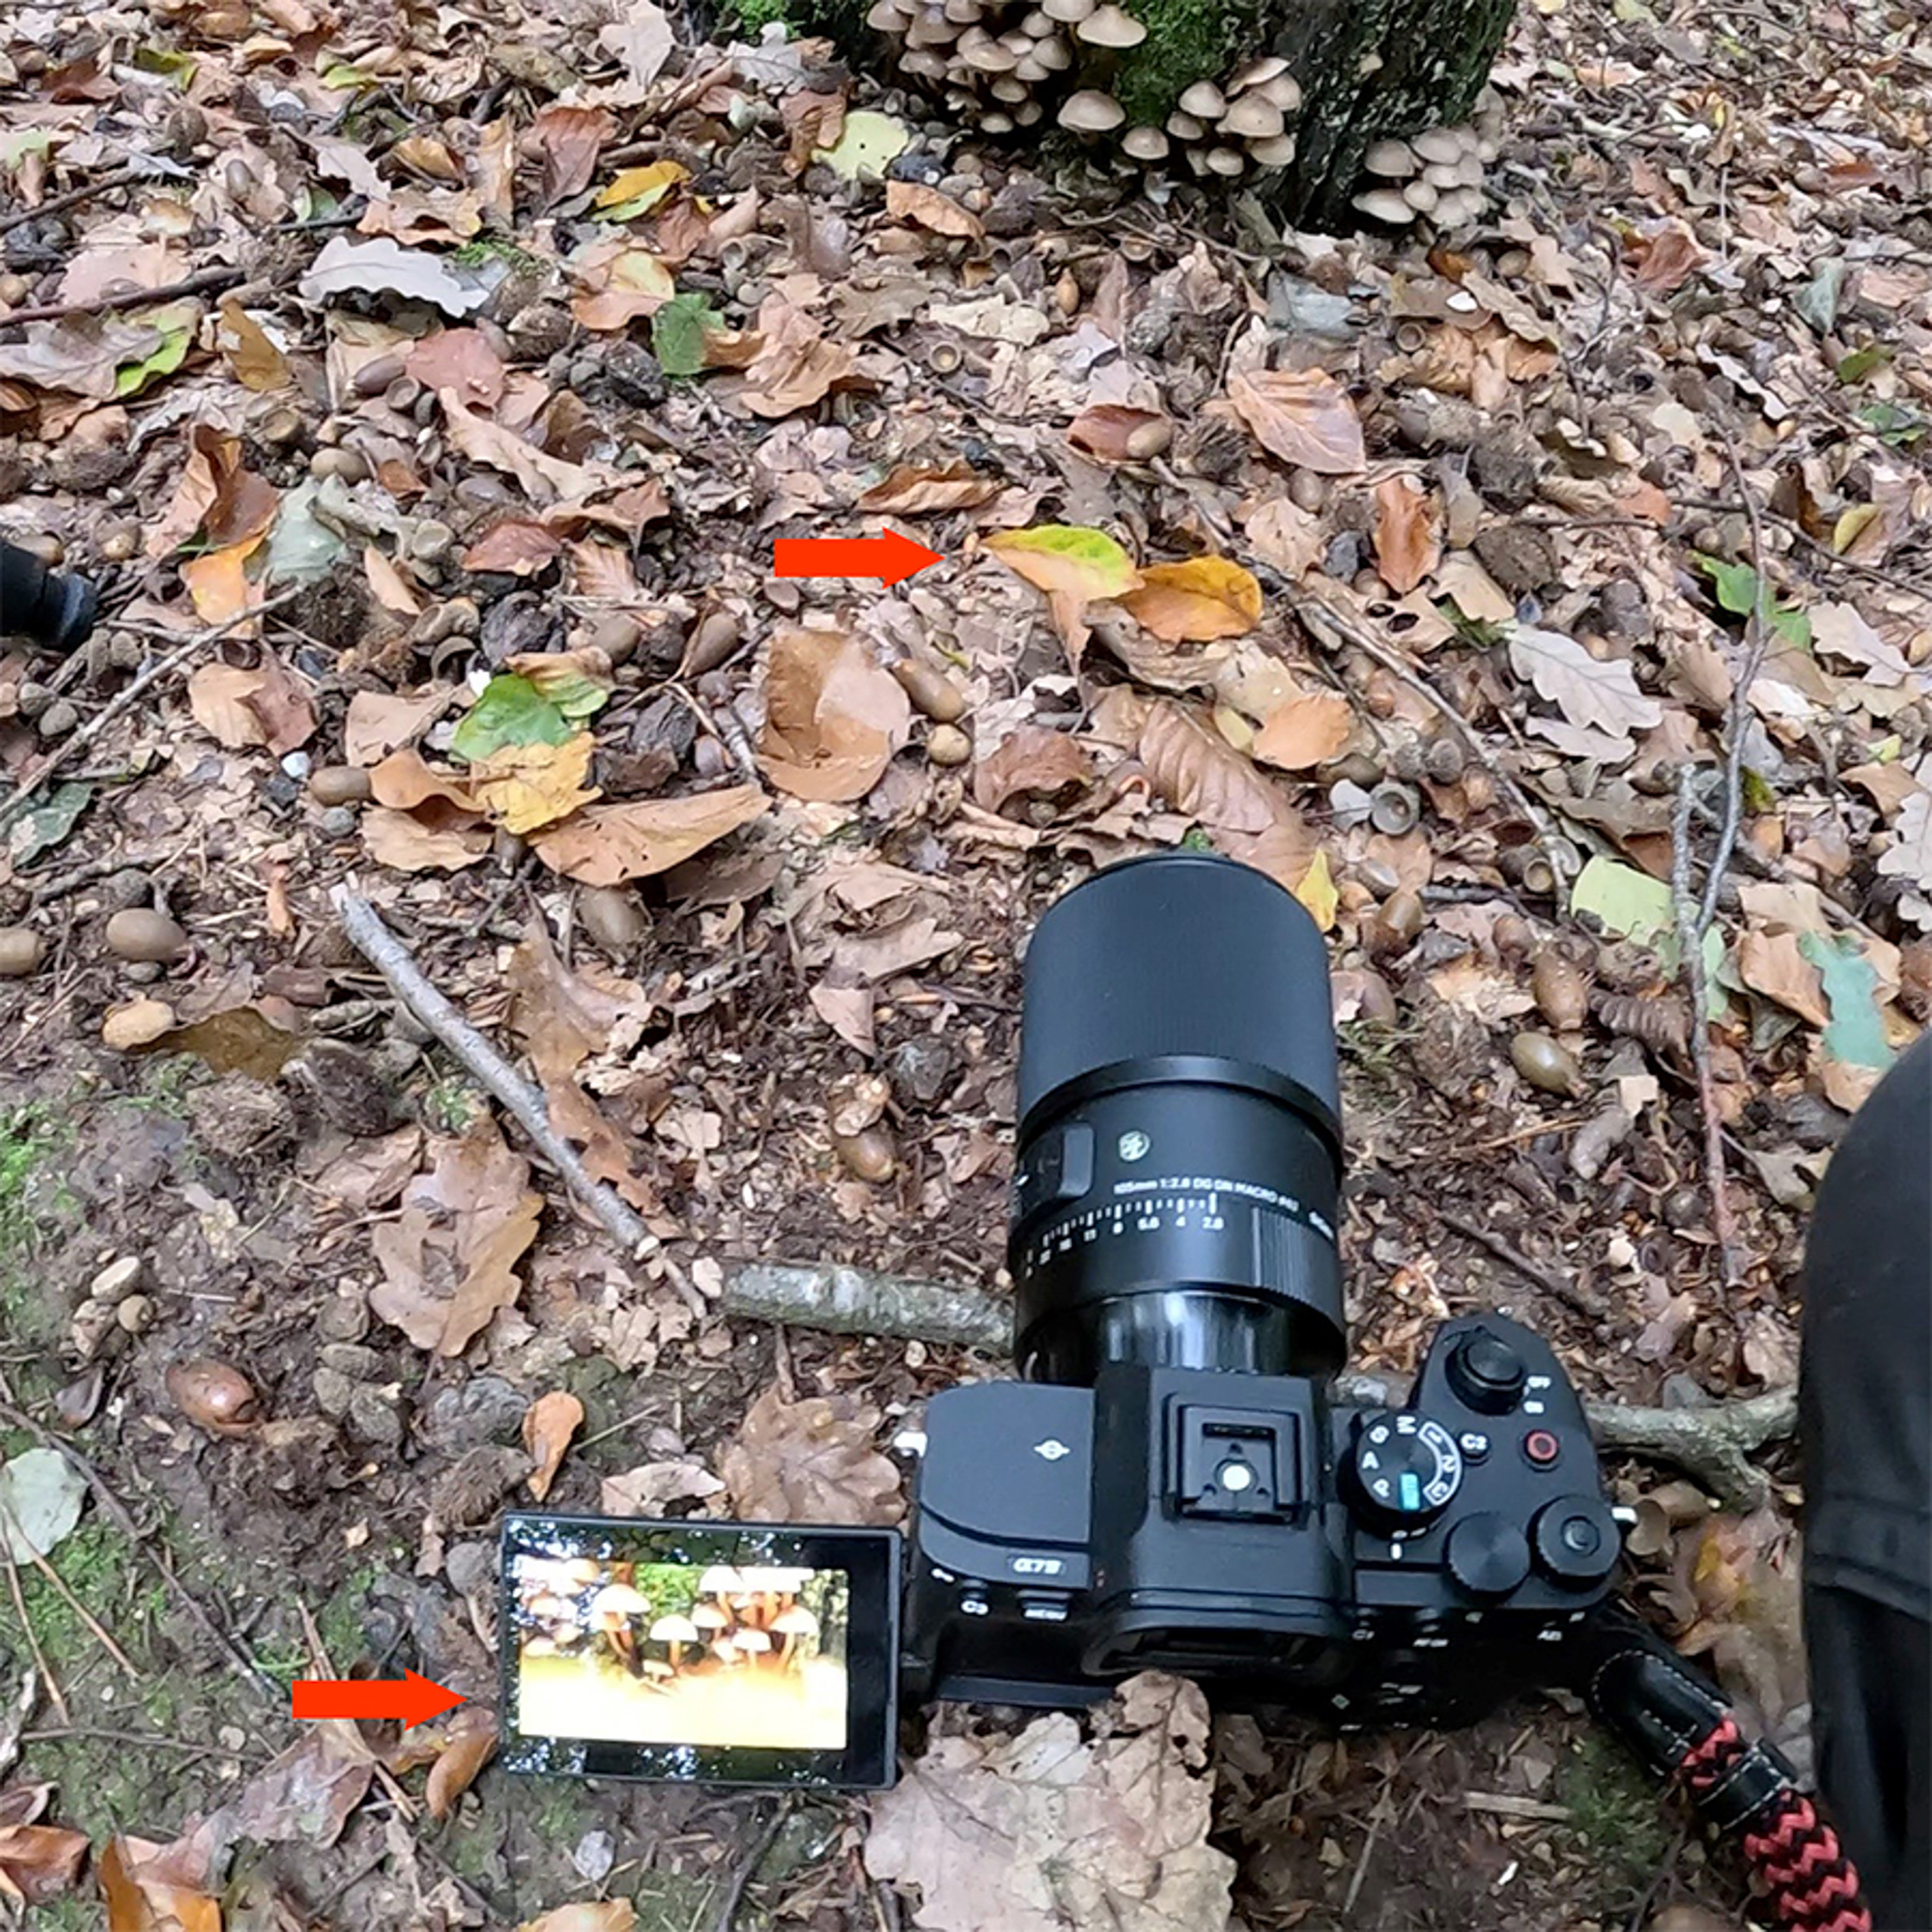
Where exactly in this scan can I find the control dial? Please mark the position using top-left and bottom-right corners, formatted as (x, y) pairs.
(1348, 1412), (1463, 1533)
(1446, 1332), (1528, 1415)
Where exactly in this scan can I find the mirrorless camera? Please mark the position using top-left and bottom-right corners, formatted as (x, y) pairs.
(502, 854), (1622, 1787)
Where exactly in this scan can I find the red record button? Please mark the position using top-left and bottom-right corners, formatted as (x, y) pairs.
(1522, 1428), (1561, 1467)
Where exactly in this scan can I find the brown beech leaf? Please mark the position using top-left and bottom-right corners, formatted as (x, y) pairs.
(1735, 929), (1830, 1027)
(187, 655), (317, 755)
(344, 689), (453, 766)
(1253, 690), (1353, 772)
(522, 1391), (586, 1501)
(722, 1384), (906, 1525)
(737, 297), (856, 418)
(1138, 698), (1289, 834)
(217, 298), (289, 392)
(506, 917), (653, 1079)
(462, 520), (566, 575)
(440, 390), (603, 502)
(864, 1672), (1235, 1932)
(370, 1121), (543, 1355)
(530, 784), (768, 885)
(973, 726), (1094, 813)
(1067, 404), (1171, 465)
(758, 629), (911, 802)
(533, 103), (614, 208)
(1372, 473), (1442, 596)
(520, 1905), (638, 1932)
(886, 179), (983, 241)
(1629, 218), (1707, 295)
(360, 809), (492, 872)
(1242, 494), (1324, 579)
(364, 543), (423, 615)
(1119, 556), (1263, 643)
(0, 1784), (87, 1906)
(469, 734), (601, 835)
(408, 326), (507, 410)
(1227, 366), (1366, 475)
(101, 1833), (221, 1932)
(857, 462), (1003, 515)
(425, 1708), (500, 1821)
(601, 1459), (726, 1515)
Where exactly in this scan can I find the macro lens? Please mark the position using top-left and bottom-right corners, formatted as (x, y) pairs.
(1010, 854), (1346, 1385)
(0, 542), (98, 654)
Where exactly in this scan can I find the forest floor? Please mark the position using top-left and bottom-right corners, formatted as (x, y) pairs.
(1, 0), (1929, 1925)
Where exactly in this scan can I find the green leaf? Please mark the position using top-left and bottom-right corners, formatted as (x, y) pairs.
(134, 44), (198, 84)
(7, 781), (93, 867)
(1794, 257), (1844, 334)
(983, 524), (1141, 601)
(1572, 854), (1725, 1008)
(812, 109), (910, 181)
(1857, 400), (1925, 448)
(1835, 345), (1889, 384)
(449, 674), (576, 763)
(651, 292), (724, 378)
(0, 1447), (87, 1561)
(0, 128), (52, 169)
(114, 304), (194, 397)
(1799, 932), (1892, 1070)
(1772, 603), (1811, 649)
(1695, 553), (1765, 619)
(1741, 766), (1777, 815)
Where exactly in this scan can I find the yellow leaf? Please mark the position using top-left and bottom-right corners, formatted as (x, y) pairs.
(1119, 555), (1263, 642)
(1252, 690), (1352, 771)
(217, 298), (289, 391)
(469, 733), (601, 834)
(984, 524), (1141, 604)
(1293, 850), (1339, 931)
(594, 158), (689, 213)
(1832, 503), (1881, 554)
(181, 531), (266, 624)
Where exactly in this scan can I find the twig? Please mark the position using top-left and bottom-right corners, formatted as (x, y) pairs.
(2, 1546), (66, 1723)
(331, 888), (660, 1260)
(0, 590), (303, 837)
(713, 1797), (797, 1932)
(0, 1380), (279, 1702)
(1672, 768), (1745, 1288)
(1695, 424), (1778, 939)
(1286, 582), (1572, 901)
(0, 1493), (139, 1677)
(0, 163), (139, 239)
(715, 1259), (1798, 1509)
(1434, 1207), (1609, 1321)
(21, 1725), (270, 1764)
(0, 263), (244, 327)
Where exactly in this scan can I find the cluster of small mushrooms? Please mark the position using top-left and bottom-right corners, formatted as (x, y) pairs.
(865, 0), (1504, 219)
(520, 1561), (824, 1685)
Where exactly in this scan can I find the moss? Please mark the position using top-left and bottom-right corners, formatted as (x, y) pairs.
(1557, 1733), (1676, 1910)
(1114, 0), (1249, 124)
(726, 0), (796, 30)
(12, 1522), (134, 1671)
(316, 1564), (384, 1666)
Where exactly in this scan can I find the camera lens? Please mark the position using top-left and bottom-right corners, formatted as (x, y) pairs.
(1010, 854), (1345, 1384)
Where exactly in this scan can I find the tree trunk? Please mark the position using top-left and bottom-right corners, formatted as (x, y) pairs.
(810, 0), (1514, 230)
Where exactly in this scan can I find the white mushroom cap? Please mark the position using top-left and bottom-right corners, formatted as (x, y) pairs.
(866, 0), (909, 27)
(1058, 88), (1125, 131)
(1013, 99), (1043, 124)
(649, 1613), (699, 1643)
(1452, 152), (1485, 187)
(1020, 8), (1052, 32)
(690, 1603), (730, 1631)
(943, 0), (981, 18)
(899, 47), (948, 76)
(1423, 161), (1461, 189)
(565, 1559), (602, 1586)
(1032, 33), (1070, 67)
(1204, 146), (1245, 176)
(990, 73), (1029, 99)
(592, 1582), (649, 1617)
(1178, 80), (1225, 119)
(698, 1566), (744, 1595)
(1252, 73), (1302, 112)
(1220, 95), (1284, 139)
(1228, 54), (1289, 89)
(1364, 137), (1418, 178)
(1075, 1), (1144, 43)
(1121, 126), (1169, 161)
(1247, 133), (1296, 168)
(1412, 127), (1463, 164)
(1353, 186), (1416, 223)
(710, 1637), (737, 1661)
(957, 26), (1016, 68)
(774, 1606), (820, 1634)
(1403, 177), (1438, 213)
(1433, 187), (1485, 227)
(1040, 0), (1093, 19)
(906, 11), (957, 43)
(1012, 56), (1049, 81)
(980, 110), (1014, 131)
(731, 1628), (774, 1653)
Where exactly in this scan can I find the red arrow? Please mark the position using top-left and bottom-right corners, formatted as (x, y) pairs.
(774, 528), (943, 586)
(292, 1670), (465, 1728)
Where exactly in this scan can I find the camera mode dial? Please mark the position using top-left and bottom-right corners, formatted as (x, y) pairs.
(1347, 1413), (1463, 1532)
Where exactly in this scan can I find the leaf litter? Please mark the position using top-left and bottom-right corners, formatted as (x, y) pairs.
(0, 0), (1927, 1921)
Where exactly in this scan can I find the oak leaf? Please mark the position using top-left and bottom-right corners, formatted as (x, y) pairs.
(722, 1384), (905, 1525)
(758, 630), (911, 802)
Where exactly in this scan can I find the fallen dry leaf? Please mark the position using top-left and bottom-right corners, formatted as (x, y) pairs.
(1293, 849), (1339, 931)
(530, 785), (768, 884)
(0, 1783), (87, 1907)
(1228, 366), (1366, 474)
(523, 1391), (585, 1501)
(344, 688), (453, 766)
(1241, 495), (1324, 579)
(887, 179), (983, 241)
(440, 389), (604, 502)
(721, 1384), (905, 1525)
(187, 655), (317, 756)
(462, 520), (567, 575)
(425, 1708), (499, 1820)
(858, 463), (1003, 514)
(195, 1735), (373, 1862)
(364, 543), (424, 614)
(1067, 404), (1171, 465)
(1372, 473), (1442, 595)
(864, 1672), (1236, 1932)
(973, 726), (1094, 813)
(1508, 626), (1662, 742)
(533, 103), (614, 208)
(1252, 690), (1353, 771)
(1139, 698), (1289, 834)
(181, 535), (266, 626)
(758, 629), (911, 802)
(361, 807), (492, 871)
(520, 1905), (638, 1932)
(101, 1834), (221, 1932)
(984, 524), (1140, 604)
(1121, 555), (1263, 643)
(216, 298), (289, 391)
(1736, 929), (1830, 1027)
(469, 733), (602, 835)
(370, 1121), (544, 1355)
(601, 1460), (726, 1515)
(737, 297), (856, 418)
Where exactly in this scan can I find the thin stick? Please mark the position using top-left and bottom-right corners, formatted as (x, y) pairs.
(2, 1547), (67, 1723)
(0, 1496), (140, 1677)
(1287, 583), (1571, 900)
(0, 164), (140, 239)
(0, 589), (303, 837)
(1434, 1206), (1608, 1321)
(0, 263), (244, 327)
(1696, 423), (1778, 938)
(1673, 768), (1745, 1288)
(21, 1725), (270, 1764)
(331, 888), (660, 1259)
(713, 1797), (797, 1932)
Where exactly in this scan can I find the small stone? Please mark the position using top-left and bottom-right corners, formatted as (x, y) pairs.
(106, 908), (188, 964)
(123, 960), (163, 985)
(313, 1366), (355, 1417)
(280, 750), (312, 781)
(309, 764), (373, 807)
(37, 699), (79, 739)
(927, 723), (971, 766)
(318, 1293), (371, 1343)
(309, 446), (369, 483)
(91, 1256), (144, 1301)
(604, 340), (667, 408)
(887, 1036), (953, 1107)
(421, 1376), (528, 1451)
(15, 680), (52, 721)
(115, 1293), (155, 1333)
(345, 1383), (405, 1449)
(353, 354), (408, 398)
(320, 1342), (384, 1379)
(431, 1444), (532, 1526)
(578, 884), (648, 955)
(0, 926), (44, 977)
(318, 806), (357, 838)
(446, 1541), (497, 1597)
(409, 520), (455, 562)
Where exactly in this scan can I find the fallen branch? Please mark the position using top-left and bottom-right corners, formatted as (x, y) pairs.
(0, 263), (244, 328)
(0, 163), (140, 240)
(331, 888), (659, 1261)
(719, 1261), (1796, 1510)
(0, 589), (304, 838)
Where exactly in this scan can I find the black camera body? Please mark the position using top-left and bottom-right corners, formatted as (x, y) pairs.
(899, 854), (1621, 1725)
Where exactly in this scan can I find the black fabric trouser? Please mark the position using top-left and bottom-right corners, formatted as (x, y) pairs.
(1802, 1031), (1932, 1928)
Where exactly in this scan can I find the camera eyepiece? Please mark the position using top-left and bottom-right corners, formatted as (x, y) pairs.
(1010, 854), (1346, 1385)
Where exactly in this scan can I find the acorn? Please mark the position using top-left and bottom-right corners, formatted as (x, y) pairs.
(105, 908), (188, 964)
(1511, 1032), (1584, 1096)
(894, 658), (968, 723)
(1531, 950), (1591, 1032)
(166, 1358), (262, 1436)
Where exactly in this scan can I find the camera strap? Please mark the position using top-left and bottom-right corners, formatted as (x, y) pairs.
(1574, 1605), (1869, 1932)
